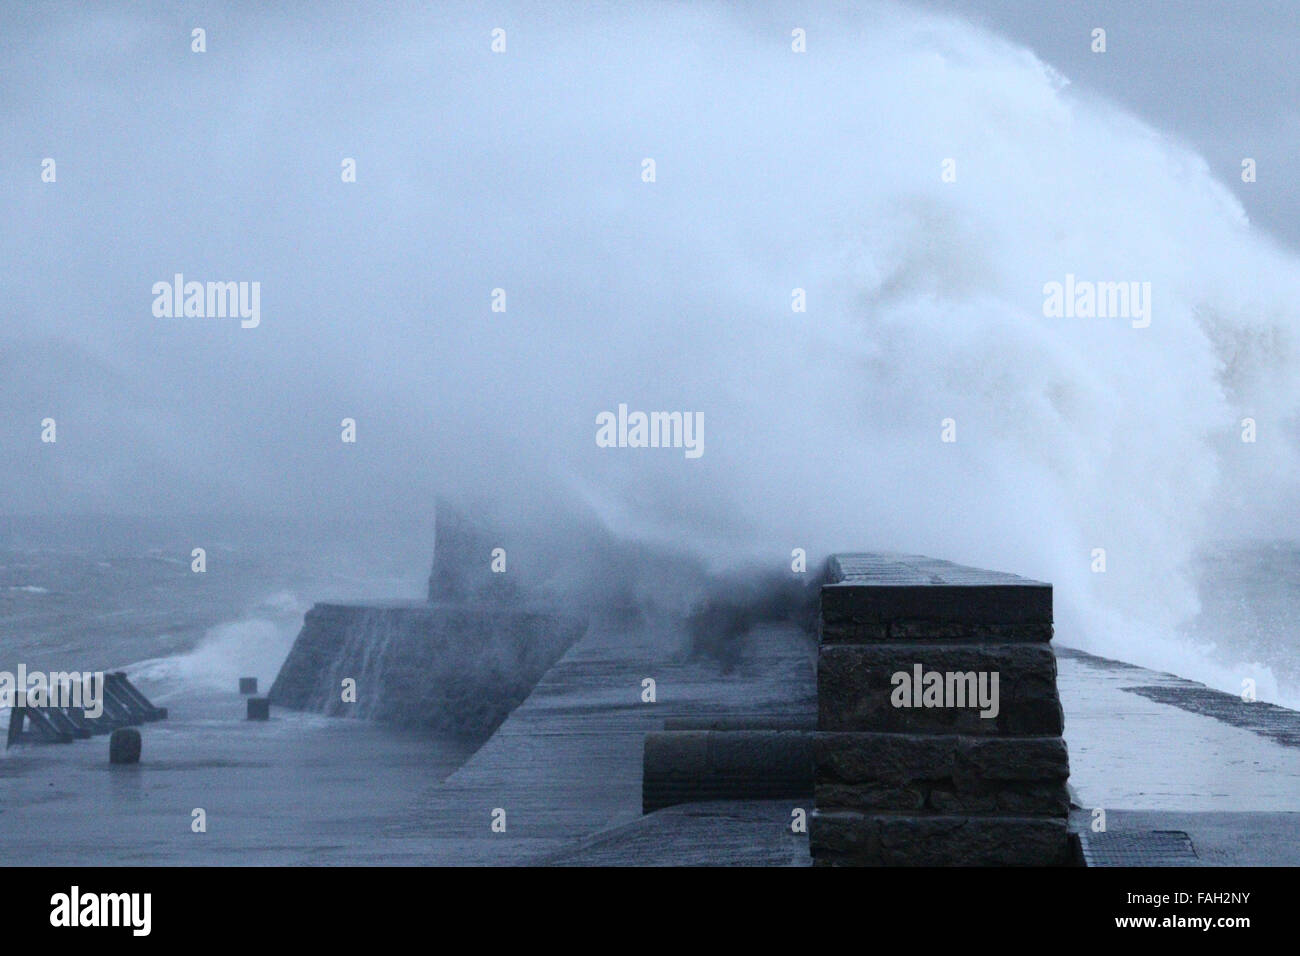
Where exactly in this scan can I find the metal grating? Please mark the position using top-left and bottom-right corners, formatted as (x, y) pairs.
(1079, 830), (1198, 867)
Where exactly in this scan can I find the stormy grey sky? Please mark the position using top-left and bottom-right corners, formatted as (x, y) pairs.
(921, 0), (1300, 249)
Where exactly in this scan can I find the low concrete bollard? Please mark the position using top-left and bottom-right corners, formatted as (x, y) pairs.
(247, 697), (271, 721)
(239, 677), (258, 695)
(109, 727), (141, 764)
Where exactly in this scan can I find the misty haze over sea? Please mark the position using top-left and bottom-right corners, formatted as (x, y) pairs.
(4, 1), (1300, 710)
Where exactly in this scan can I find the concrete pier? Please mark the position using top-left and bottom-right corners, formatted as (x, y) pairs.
(3, 587), (1300, 864)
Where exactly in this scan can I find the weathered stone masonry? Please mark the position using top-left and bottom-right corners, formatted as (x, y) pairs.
(810, 553), (1072, 866)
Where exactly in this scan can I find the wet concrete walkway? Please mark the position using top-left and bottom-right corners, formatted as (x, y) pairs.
(393, 615), (817, 863)
(1058, 647), (1300, 812)
(4, 614), (1298, 865)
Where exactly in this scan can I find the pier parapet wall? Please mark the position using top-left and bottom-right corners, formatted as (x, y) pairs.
(269, 602), (586, 742)
(810, 553), (1071, 865)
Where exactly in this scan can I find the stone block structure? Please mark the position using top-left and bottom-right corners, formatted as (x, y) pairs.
(810, 554), (1071, 865)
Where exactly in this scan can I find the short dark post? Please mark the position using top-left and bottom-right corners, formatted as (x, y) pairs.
(109, 727), (142, 764)
(246, 697), (271, 720)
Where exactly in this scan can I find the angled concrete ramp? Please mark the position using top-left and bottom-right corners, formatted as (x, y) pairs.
(390, 614), (816, 864)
